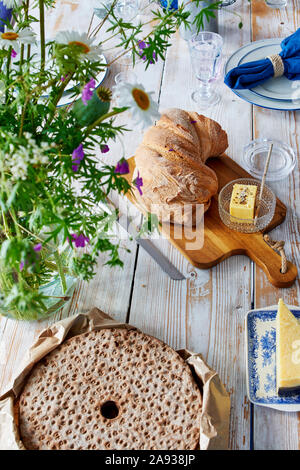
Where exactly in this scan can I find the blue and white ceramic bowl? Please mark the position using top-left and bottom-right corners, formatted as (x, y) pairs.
(246, 304), (300, 411)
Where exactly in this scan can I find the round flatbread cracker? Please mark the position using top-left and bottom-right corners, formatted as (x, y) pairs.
(18, 328), (202, 450)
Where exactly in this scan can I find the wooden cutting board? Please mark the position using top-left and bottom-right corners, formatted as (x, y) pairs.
(124, 155), (297, 288)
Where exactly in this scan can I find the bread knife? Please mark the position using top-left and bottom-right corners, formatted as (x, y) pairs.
(135, 237), (186, 281)
(99, 199), (186, 281)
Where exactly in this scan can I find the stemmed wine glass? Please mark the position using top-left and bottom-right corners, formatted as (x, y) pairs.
(188, 32), (223, 108)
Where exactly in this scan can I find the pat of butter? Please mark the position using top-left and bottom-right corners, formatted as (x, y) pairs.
(276, 299), (300, 395)
(229, 184), (257, 222)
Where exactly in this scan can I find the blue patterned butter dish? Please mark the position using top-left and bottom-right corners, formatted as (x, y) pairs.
(246, 304), (300, 411)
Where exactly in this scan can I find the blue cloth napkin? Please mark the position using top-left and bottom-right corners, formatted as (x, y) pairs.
(0, 2), (12, 33)
(224, 28), (300, 90)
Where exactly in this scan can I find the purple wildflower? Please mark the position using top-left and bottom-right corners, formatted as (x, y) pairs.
(101, 144), (110, 154)
(72, 144), (84, 162)
(11, 49), (17, 58)
(169, 148), (175, 152)
(133, 171), (143, 196)
(70, 233), (90, 248)
(82, 78), (96, 106)
(190, 120), (197, 124)
(115, 158), (129, 175)
(19, 261), (25, 271)
(72, 143), (85, 172)
(141, 51), (156, 64)
(138, 40), (147, 50)
(34, 243), (42, 252)
(138, 40), (157, 64)
(61, 73), (69, 82)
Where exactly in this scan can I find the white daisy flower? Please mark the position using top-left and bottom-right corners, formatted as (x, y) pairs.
(0, 27), (36, 52)
(1, 0), (22, 8)
(114, 81), (160, 129)
(55, 30), (103, 63)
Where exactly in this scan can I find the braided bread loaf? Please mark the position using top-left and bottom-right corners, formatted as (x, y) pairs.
(133, 108), (228, 225)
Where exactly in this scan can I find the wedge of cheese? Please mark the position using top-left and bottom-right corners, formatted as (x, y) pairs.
(230, 184), (257, 222)
(276, 299), (300, 395)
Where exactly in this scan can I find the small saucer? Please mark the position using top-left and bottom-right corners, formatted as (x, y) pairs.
(218, 178), (276, 233)
(243, 139), (296, 182)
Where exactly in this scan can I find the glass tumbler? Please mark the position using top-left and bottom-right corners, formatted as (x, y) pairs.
(188, 32), (223, 108)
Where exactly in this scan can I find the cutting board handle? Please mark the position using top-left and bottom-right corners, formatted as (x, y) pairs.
(248, 235), (298, 288)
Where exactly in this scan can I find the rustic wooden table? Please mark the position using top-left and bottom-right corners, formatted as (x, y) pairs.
(0, 0), (299, 450)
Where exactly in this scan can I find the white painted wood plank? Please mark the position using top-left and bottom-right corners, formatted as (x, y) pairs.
(128, 1), (254, 449)
(251, 0), (300, 450)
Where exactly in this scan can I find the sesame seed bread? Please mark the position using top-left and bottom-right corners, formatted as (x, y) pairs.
(18, 328), (202, 450)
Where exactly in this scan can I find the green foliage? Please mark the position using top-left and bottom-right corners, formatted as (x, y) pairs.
(0, 0), (228, 319)
(193, 1), (222, 33)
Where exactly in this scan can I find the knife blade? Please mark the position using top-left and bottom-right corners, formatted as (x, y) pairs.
(99, 198), (186, 281)
(135, 237), (186, 280)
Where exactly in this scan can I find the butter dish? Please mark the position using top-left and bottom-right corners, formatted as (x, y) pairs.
(245, 304), (300, 411)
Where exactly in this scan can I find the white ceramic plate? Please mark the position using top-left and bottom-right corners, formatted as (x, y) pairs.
(245, 304), (300, 412)
(225, 39), (300, 111)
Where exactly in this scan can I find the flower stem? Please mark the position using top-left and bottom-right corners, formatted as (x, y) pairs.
(84, 109), (126, 138)
(20, 0), (30, 69)
(44, 260), (69, 274)
(39, 0), (46, 77)
(90, 0), (117, 37)
(9, 208), (21, 239)
(53, 251), (67, 294)
(19, 96), (29, 137)
(5, 47), (12, 104)
(1, 210), (10, 239)
(44, 74), (73, 129)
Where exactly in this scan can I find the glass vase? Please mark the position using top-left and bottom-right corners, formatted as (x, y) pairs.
(0, 246), (77, 321)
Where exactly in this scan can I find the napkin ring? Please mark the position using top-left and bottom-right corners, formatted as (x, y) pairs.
(267, 54), (284, 78)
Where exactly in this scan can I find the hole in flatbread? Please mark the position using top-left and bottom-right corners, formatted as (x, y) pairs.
(100, 401), (119, 419)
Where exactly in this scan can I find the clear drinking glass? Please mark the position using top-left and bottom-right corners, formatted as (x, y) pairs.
(114, 0), (140, 62)
(265, 0), (287, 8)
(188, 32), (223, 108)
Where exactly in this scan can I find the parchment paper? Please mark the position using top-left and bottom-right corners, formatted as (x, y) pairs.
(0, 308), (230, 450)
